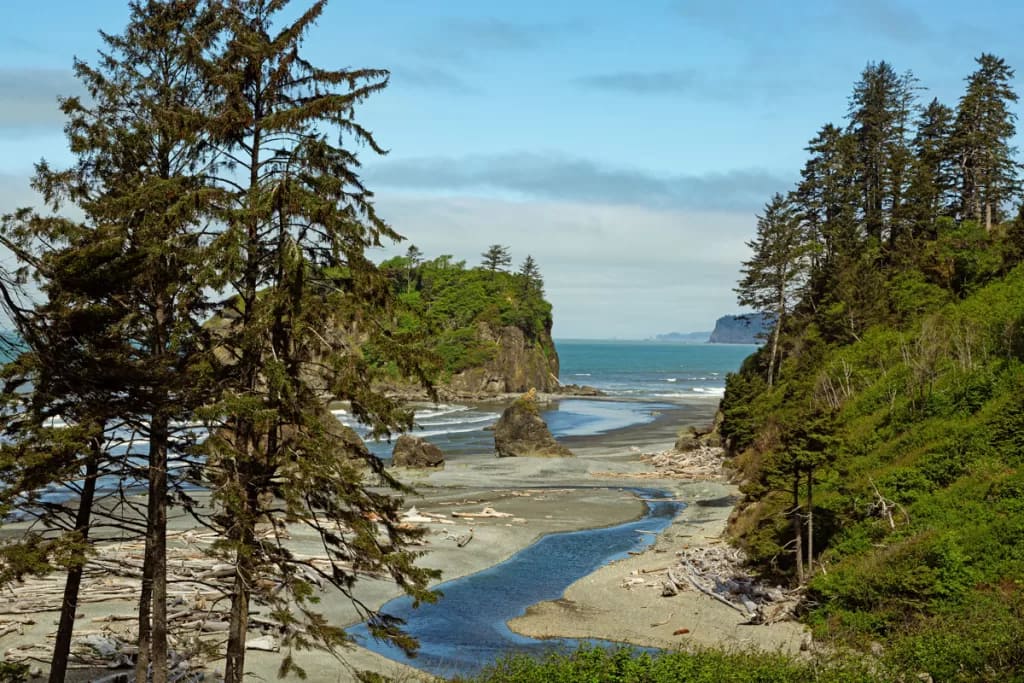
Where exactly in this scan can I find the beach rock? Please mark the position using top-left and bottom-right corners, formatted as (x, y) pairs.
(493, 393), (573, 458)
(675, 422), (723, 451)
(674, 428), (701, 451)
(557, 383), (606, 397)
(391, 434), (445, 468)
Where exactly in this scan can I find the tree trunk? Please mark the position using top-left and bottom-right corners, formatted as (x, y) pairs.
(806, 468), (814, 575)
(135, 492), (154, 683)
(792, 472), (804, 584)
(223, 479), (258, 683)
(49, 437), (101, 683)
(139, 287), (172, 683)
(149, 412), (170, 683)
(767, 308), (784, 387)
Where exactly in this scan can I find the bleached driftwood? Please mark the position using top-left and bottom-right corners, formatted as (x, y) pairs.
(451, 506), (513, 519)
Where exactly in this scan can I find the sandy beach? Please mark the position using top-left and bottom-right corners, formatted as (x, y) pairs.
(0, 399), (806, 682)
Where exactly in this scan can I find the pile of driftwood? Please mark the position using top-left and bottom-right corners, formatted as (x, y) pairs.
(622, 543), (802, 625)
(0, 528), (328, 674)
(663, 544), (801, 624)
(592, 445), (726, 480)
(639, 445), (726, 479)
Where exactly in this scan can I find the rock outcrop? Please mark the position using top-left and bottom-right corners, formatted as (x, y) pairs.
(675, 414), (724, 452)
(493, 392), (573, 458)
(709, 313), (771, 344)
(447, 323), (560, 395)
(555, 382), (605, 397)
(391, 434), (445, 468)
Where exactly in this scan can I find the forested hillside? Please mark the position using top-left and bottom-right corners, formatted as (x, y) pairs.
(721, 54), (1024, 679)
(374, 246), (559, 393)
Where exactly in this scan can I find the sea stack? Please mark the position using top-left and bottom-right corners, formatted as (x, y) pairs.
(391, 434), (445, 468)
(493, 389), (573, 458)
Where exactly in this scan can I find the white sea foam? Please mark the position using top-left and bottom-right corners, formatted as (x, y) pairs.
(411, 425), (491, 439)
(573, 373), (592, 377)
(665, 378), (677, 382)
(417, 416), (496, 431)
(414, 405), (468, 420)
(691, 387), (726, 396)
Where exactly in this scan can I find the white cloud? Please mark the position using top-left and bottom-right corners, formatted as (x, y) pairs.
(0, 67), (82, 130)
(374, 193), (753, 339)
(366, 153), (788, 213)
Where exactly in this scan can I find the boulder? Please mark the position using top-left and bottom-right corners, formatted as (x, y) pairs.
(493, 393), (573, 458)
(674, 428), (701, 451)
(391, 434), (445, 468)
(674, 421), (723, 451)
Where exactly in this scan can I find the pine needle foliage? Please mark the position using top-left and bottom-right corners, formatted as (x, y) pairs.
(196, 2), (438, 679)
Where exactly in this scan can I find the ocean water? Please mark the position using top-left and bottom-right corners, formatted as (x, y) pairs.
(557, 339), (757, 400)
(24, 342), (754, 476)
(342, 341), (757, 459)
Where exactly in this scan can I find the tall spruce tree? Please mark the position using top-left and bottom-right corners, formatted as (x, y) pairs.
(47, 5), (218, 680)
(200, 1), (437, 678)
(795, 123), (859, 297)
(518, 254), (543, 294)
(736, 194), (811, 386)
(481, 244), (512, 272)
(847, 62), (918, 248)
(952, 53), (1020, 231)
(907, 98), (957, 241)
(2, 3), (219, 681)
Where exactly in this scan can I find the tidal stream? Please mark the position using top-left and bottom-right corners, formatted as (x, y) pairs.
(349, 488), (683, 678)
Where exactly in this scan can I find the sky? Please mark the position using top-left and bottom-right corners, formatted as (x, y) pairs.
(2, 1), (1024, 339)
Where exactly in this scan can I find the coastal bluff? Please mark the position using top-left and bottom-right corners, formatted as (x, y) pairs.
(708, 313), (770, 344)
(446, 322), (560, 395)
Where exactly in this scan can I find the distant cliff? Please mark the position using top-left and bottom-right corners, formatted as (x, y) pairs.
(652, 331), (711, 343)
(708, 313), (770, 344)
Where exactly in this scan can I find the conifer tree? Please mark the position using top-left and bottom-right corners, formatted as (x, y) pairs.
(907, 98), (957, 241)
(847, 62), (918, 248)
(2, 3), (219, 680)
(795, 123), (859, 291)
(200, 1), (437, 678)
(518, 254), (543, 293)
(736, 194), (811, 386)
(952, 53), (1020, 231)
(48, 5), (218, 680)
(481, 244), (512, 271)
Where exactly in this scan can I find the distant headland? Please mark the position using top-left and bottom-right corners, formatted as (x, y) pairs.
(652, 313), (770, 344)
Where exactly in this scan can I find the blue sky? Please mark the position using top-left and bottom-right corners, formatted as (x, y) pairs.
(2, 1), (1024, 338)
